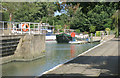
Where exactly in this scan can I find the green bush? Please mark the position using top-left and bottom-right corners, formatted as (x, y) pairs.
(30, 25), (34, 28)
(76, 29), (80, 33)
(96, 31), (101, 36)
(105, 28), (111, 35)
(89, 33), (95, 37)
(96, 31), (105, 36)
(59, 29), (64, 33)
(83, 31), (88, 34)
(55, 25), (63, 31)
(105, 28), (110, 31)
(115, 28), (118, 37)
(89, 26), (96, 33)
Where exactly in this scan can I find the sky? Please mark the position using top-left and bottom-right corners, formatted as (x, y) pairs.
(54, 9), (67, 16)
(54, 11), (62, 16)
(54, 1), (67, 16)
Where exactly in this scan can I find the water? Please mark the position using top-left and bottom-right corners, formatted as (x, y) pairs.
(2, 41), (99, 76)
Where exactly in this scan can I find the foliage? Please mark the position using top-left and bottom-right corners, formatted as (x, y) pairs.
(89, 26), (96, 33)
(83, 31), (88, 34)
(105, 28), (111, 35)
(2, 12), (9, 21)
(115, 28), (118, 37)
(96, 31), (105, 36)
(2, 2), (19, 21)
(2, 2), (58, 22)
(69, 7), (89, 32)
(55, 25), (63, 32)
(87, 4), (115, 31)
(89, 33), (95, 37)
(96, 31), (101, 36)
(30, 24), (34, 28)
(66, 2), (118, 32)
(1, 2), (118, 34)
(75, 29), (80, 33)
(112, 10), (119, 37)
(105, 28), (110, 31)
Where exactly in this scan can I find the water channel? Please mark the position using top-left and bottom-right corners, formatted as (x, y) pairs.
(2, 41), (99, 76)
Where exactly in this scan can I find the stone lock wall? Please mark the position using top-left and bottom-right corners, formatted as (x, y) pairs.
(14, 34), (45, 60)
(1, 34), (45, 64)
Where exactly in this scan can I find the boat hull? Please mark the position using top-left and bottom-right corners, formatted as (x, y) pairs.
(56, 33), (72, 43)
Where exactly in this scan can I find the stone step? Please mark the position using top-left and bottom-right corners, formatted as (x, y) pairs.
(0, 34), (24, 40)
(1, 47), (16, 52)
(0, 34), (24, 37)
(0, 38), (21, 41)
(0, 41), (19, 45)
(0, 45), (17, 49)
(0, 42), (19, 47)
(0, 50), (14, 57)
(0, 34), (24, 58)
(1, 50), (15, 56)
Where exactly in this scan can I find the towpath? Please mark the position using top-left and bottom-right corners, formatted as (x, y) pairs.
(40, 38), (119, 77)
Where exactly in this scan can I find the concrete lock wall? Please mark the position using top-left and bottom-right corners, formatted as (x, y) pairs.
(14, 34), (45, 60)
(1, 34), (45, 64)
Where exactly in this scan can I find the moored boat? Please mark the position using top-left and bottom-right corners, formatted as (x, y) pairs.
(56, 33), (72, 43)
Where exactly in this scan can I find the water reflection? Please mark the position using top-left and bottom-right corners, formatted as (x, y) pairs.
(70, 45), (75, 58)
(2, 41), (99, 76)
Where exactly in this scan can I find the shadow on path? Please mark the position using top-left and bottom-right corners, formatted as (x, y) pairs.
(40, 38), (119, 78)
(40, 56), (119, 78)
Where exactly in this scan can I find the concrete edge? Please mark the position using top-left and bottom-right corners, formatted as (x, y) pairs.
(38, 36), (114, 77)
(1, 55), (45, 65)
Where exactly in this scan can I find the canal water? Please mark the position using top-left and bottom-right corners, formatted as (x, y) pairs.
(2, 41), (99, 76)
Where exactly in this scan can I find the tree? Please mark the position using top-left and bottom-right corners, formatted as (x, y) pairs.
(112, 10), (119, 37)
(87, 3), (117, 31)
(55, 25), (63, 32)
(76, 29), (80, 33)
(69, 7), (89, 32)
(2, 2), (58, 22)
(2, 2), (118, 34)
(89, 26), (96, 33)
(2, 2), (20, 21)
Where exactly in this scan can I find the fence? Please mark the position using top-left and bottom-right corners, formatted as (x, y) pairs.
(0, 21), (54, 35)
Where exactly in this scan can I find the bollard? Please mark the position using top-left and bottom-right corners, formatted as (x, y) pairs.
(34, 23), (36, 34)
(29, 23), (30, 35)
(2, 22), (4, 35)
(91, 33), (93, 42)
(21, 23), (22, 34)
(95, 33), (96, 37)
(9, 27), (11, 35)
(107, 31), (108, 36)
(38, 23), (40, 34)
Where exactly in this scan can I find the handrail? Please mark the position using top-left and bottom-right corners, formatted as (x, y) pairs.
(0, 21), (54, 35)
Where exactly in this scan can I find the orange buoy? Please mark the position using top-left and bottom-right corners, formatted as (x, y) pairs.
(22, 24), (29, 32)
(71, 32), (75, 37)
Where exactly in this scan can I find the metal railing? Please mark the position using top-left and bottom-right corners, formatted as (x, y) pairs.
(0, 21), (54, 35)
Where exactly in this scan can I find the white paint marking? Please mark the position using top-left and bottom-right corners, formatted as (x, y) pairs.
(39, 36), (114, 77)
(38, 39), (110, 77)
